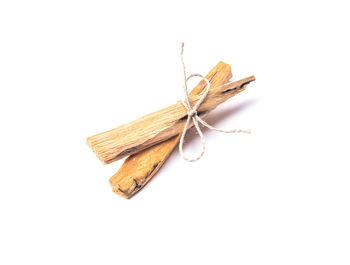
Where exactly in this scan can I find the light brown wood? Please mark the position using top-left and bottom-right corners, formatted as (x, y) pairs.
(87, 73), (255, 164)
(109, 62), (233, 198)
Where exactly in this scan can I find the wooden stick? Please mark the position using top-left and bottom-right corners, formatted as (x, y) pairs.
(87, 74), (255, 164)
(109, 62), (233, 198)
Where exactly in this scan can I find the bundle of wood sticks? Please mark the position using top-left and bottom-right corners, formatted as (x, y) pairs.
(87, 61), (255, 198)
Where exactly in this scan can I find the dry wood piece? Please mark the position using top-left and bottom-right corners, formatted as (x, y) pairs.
(109, 62), (233, 198)
(87, 74), (255, 164)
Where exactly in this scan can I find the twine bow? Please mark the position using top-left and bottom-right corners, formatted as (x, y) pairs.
(179, 43), (251, 162)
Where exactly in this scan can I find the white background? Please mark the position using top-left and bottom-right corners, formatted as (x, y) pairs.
(1, 0), (349, 264)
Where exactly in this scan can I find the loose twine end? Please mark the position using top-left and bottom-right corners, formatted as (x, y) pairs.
(179, 43), (251, 162)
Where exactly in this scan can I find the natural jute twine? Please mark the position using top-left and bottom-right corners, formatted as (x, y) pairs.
(179, 43), (251, 162)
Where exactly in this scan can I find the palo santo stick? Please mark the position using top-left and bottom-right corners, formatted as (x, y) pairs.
(109, 62), (233, 198)
(87, 75), (255, 164)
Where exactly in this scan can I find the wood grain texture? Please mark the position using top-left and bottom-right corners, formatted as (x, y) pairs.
(87, 73), (255, 164)
(109, 62), (233, 198)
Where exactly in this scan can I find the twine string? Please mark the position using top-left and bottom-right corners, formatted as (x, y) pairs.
(179, 43), (250, 162)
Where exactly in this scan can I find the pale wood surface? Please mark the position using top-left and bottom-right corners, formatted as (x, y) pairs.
(109, 62), (233, 198)
(87, 74), (255, 164)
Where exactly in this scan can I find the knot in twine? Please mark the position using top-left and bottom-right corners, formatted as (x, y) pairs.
(179, 43), (251, 162)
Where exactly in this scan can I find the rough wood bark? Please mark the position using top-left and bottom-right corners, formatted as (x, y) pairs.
(109, 62), (233, 198)
(87, 74), (255, 164)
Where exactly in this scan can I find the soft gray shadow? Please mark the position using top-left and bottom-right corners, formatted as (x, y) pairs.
(132, 99), (258, 199)
(181, 99), (258, 144)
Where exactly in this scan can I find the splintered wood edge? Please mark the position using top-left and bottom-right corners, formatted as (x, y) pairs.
(109, 62), (234, 198)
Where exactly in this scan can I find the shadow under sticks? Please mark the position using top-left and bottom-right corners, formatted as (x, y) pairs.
(182, 99), (258, 144)
(131, 99), (258, 199)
